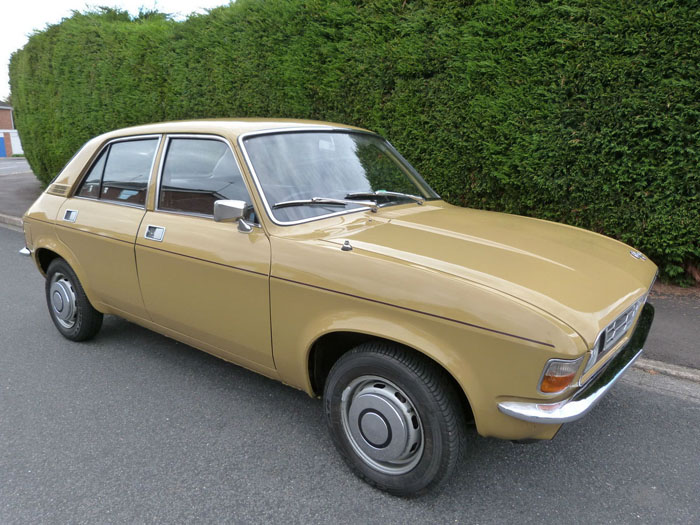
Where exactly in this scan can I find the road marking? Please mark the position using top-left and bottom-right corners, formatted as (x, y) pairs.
(623, 367), (700, 403)
(0, 212), (22, 225)
(0, 168), (32, 174)
(634, 357), (700, 383)
(0, 213), (23, 231)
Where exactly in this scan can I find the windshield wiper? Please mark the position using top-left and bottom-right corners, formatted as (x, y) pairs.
(272, 197), (378, 212)
(344, 190), (425, 205)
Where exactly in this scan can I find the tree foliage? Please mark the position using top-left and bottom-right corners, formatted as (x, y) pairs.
(9, 0), (700, 282)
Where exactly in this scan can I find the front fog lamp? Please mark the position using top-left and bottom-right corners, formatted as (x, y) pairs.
(539, 357), (584, 394)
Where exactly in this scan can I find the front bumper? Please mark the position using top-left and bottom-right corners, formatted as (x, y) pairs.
(498, 303), (654, 424)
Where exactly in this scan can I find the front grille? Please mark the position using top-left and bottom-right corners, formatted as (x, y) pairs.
(584, 274), (656, 376)
(600, 299), (643, 355)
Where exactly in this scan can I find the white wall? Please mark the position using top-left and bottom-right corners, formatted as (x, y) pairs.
(1, 129), (24, 155)
(9, 130), (23, 155)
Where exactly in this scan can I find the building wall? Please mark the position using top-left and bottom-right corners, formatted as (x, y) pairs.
(0, 108), (13, 129)
(0, 108), (24, 156)
(1, 132), (11, 156)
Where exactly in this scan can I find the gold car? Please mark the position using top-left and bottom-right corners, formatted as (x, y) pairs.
(21, 119), (657, 495)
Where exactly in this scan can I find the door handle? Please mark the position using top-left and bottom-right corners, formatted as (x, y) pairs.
(144, 225), (165, 242)
(62, 209), (78, 222)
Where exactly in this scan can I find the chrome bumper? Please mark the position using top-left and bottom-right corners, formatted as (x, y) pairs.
(498, 303), (654, 424)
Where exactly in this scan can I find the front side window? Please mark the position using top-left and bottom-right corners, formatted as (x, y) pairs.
(242, 131), (439, 224)
(158, 137), (253, 218)
(76, 137), (159, 206)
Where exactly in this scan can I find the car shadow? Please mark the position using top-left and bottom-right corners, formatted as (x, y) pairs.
(78, 315), (692, 518)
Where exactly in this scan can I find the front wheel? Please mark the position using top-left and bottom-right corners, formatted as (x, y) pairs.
(45, 258), (103, 341)
(324, 343), (466, 496)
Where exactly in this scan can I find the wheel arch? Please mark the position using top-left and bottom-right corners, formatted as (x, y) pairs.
(32, 243), (101, 311)
(35, 247), (61, 276)
(307, 330), (474, 425)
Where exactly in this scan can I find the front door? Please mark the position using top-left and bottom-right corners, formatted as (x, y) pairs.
(134, 135), (273, 369)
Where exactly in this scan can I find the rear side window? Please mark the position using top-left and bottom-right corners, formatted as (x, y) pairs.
(158, 137), (252, 217)
(76, 149), (107, 199)
(76, 137), (159, 206)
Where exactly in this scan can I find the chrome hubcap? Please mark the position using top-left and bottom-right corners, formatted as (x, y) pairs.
(340, 376), (423, 475)
(49, 273), (77, 329)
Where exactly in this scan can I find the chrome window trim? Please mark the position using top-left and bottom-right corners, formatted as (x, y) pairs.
(237, 127), (437, 227)
(149, 207), (262, 228)
(154, 133), (260, 225)
(72, 134), (162, 210)
(73, 195), (150, 210)
(152, 208), (214, 220)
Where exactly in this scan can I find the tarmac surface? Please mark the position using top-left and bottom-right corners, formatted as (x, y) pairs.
(0, 157), (698, 370)
(1, 158), (699, 522)
(1, 224), (699, 523)
(0, 158), (43, 220)
(645, 289), (700, 370)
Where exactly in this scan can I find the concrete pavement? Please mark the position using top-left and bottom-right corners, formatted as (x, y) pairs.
(1, 157), (698, 372)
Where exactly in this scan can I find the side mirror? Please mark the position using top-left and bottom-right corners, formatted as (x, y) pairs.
(214, 200), (247, 223)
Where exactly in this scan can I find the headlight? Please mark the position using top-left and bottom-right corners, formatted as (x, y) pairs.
(538, 357), (584, 394)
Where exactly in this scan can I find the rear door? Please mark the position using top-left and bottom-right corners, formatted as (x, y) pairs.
(57, 135), (161, 317)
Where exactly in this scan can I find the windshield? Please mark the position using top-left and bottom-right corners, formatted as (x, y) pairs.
(242, 131), (439, 223)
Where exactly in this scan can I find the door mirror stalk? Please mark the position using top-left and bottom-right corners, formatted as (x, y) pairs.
(214, 200), (254, 233)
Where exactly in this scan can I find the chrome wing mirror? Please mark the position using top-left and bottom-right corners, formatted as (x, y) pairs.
(213, 200), (253, 233)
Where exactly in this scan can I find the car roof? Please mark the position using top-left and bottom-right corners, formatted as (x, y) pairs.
(100, 118), (371, 141)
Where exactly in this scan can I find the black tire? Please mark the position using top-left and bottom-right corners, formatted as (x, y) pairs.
(45, 258), (103, 341)
(324, 342), (466, 497)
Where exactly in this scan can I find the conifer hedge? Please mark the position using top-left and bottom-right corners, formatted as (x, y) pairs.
(9, 1), (700, 283)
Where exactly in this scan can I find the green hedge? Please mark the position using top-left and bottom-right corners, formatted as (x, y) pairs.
(9, 1), (700, 283)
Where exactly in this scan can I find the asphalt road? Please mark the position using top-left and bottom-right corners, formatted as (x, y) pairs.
(645, 290), (700, 370)
(1, 226), (699, 524)
(0, 158), (42, 219)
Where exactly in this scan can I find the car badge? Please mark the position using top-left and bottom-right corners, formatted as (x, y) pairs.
(629, 250), (646, 261)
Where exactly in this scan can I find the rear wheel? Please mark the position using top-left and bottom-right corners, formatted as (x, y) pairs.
(45, 258), (103, 341)
(324, 342), (466, 496)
